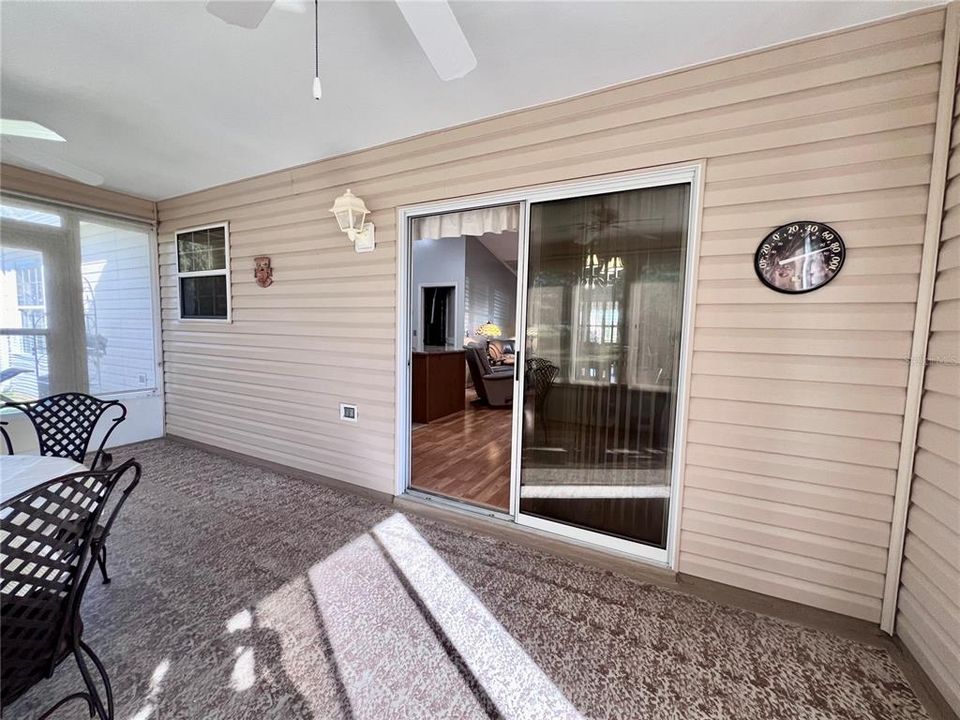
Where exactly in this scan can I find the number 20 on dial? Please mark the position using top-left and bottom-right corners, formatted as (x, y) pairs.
(754, 221), (845, 294)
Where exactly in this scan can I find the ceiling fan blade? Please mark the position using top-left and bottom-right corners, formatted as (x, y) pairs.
(3, 144), (104, 187)
(395, 0), (477, 81)
(0, 119), (66, 142)
(206, 0), (275, 29)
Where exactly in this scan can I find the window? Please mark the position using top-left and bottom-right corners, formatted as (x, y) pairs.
(176, 224), (230, 321)
(0, 197), (158, 402)
(1, 248), (48, 400)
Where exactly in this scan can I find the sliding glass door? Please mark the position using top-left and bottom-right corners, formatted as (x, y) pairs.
(516, 182), (692, 559)
(399, 166), (698, 564)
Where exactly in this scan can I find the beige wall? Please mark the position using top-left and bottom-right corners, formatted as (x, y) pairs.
(156, 9), (949, 623)
(896, 50), (960, 713)
(1, 163), (156, 221)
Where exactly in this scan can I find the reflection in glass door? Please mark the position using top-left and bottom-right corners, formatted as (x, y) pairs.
(518, 183), (691, 553)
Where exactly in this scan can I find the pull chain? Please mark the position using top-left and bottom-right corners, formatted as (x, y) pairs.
(312, 0), (321, 100)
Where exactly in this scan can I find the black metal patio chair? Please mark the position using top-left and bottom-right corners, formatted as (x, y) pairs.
(0, 393), (127, 584)
(0, 459), (142, 720)
(525, 357), (560, 443)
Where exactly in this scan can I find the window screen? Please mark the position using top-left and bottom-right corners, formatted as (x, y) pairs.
(0, 198), (158, 401)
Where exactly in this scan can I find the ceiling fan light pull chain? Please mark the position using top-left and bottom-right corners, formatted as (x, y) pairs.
(312, 0), (321, 100)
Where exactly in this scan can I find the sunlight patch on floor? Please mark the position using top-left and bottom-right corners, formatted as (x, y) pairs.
(306, 527), (485, 717)
(255, 574), (347, 718)
(228, 512), (582, 718)
(126, 658), (170, 720)
(372, 513), (584, 720)
(226, 608), (253, 633)
(230, 646), (256, 692)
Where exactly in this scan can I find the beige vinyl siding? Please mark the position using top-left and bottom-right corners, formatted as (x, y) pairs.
(896, 67), (960, 714)
(157, 10), (946, 620)
(0, 163), (155, 221)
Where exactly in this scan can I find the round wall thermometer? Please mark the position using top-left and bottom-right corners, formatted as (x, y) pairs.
(754, 221), (845, 294)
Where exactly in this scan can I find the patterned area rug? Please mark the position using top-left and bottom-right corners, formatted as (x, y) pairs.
(5, 439), (928, 720)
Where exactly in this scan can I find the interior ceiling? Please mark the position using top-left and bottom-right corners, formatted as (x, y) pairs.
(476, 231), (519, 269)
(0, 0), (939, 201)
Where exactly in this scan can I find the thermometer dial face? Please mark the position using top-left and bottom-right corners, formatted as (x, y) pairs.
(755, 221), (845, 294)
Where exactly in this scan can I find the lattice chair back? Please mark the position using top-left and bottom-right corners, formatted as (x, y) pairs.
(1, 393), (126, 469)
(525, 357), (559, 408)
(0, 459), (141, 709)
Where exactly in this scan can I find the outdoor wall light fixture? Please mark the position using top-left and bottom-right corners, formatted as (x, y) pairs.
(330, 189), (375, 253)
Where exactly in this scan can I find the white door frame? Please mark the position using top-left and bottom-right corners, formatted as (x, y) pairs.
(395, 161), (704, 569)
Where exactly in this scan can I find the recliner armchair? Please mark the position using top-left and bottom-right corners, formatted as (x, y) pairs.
(486, 338), (515, 366)
(465, 347), (513, 407)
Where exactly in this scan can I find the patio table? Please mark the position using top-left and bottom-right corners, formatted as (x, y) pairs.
(0, 456), (88, 504)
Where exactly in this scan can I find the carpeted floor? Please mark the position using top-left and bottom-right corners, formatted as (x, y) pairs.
(5, 439), (930, 720)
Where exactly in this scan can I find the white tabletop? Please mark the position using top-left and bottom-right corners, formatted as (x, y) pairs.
(0, 456), (88, 504)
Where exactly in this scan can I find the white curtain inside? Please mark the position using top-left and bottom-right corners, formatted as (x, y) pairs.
(411, 205), (519, 241)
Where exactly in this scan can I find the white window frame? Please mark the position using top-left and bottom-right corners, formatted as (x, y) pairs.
(175, 221), (232, 323)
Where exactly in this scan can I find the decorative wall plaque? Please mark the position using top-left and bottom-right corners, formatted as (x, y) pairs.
(254, 256), (273, 288)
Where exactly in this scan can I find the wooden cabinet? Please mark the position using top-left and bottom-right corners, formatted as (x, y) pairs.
(412, 349), (465, 423)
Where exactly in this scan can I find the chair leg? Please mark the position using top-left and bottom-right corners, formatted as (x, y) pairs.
(38, 691), (95, 719)
(82, 640), (115, 720)
(97, 544), (111, 585)
(74, 640), (114, 720)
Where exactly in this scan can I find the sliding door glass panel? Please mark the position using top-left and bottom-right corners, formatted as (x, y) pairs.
(520, 184), (690, 549)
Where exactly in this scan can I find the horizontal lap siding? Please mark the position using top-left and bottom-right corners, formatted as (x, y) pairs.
(157, 11), (945, 616)
(896, 60), (960, 714)
(679, 12), (943, 623)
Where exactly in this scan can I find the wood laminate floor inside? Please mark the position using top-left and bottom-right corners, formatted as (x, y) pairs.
(411, 389), (512, 511)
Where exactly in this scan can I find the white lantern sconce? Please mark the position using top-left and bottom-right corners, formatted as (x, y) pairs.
(330, 189), (375, 253)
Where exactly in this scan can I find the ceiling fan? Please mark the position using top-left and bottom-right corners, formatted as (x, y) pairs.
(1, 119), (105, 186)
(1, 2), (476, 188)
(205, 0), (478, 88)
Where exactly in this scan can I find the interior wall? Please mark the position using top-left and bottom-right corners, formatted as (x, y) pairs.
(411, 236), (466, 347)
(464, 236), (516, 339)
(895, 52), (960, 714)
(155, 8), (947, 622)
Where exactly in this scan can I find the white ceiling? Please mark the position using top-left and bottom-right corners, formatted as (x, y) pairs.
(0, 0), (939, 201)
